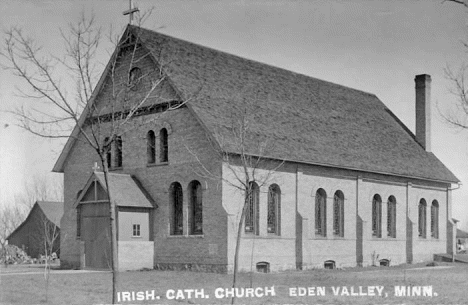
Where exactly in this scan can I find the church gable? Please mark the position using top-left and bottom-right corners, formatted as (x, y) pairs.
(91, 32), (181, 117)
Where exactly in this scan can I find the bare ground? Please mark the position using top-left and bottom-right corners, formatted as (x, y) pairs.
(1, 261), (467, 305)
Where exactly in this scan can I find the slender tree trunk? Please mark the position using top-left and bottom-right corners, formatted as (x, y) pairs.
(231, 192), (250, 305)
(100, 156), (118, 304)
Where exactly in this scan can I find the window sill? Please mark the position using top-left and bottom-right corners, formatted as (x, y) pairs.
(147, 162), (169, 167)
(243, 235), (292, 240)
(109, 167), (123, 171)
(267, 233), (281, 237)
(167, 234), (204, 239)
(331, 236), (345, 239)
(131, 236), (142, 239)
(313, 236), (328, 240)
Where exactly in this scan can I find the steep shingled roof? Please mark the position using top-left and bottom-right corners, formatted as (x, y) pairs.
(53, 25), (458, 183)
(37, 201), (64, 227)
(132, 25), (458, 183)
(73, 172), (154, 208)
(6, 201), (63, 242)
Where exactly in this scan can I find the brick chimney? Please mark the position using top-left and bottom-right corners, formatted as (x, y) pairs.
(415, 74), (431, 152)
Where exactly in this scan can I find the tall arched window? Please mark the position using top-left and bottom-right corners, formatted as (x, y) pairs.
(160, 128), (168, 163)
(104, 137), (111, 169)
(387, 196), (396, 238)
(170, 182), (183, 235)
(315, 189), (327, 237)
(333, 191), (344, 237)
(418, 199), (427, 238)
(245, 182), (259, 235)
(372, 194), (382, 238)
(115, 136), (123, 168)
(267, 184), (281, 235)
(431, 200), (439, 239)
(189, 181), (203, 235)
(76, 205), (81, 239)
(147, 130), (156, 164)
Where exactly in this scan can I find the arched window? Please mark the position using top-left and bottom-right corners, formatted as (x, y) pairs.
(372, 194), (382, 238)
(76, 205), (81, 239)
(245, 182), (259, 235)
(104, 137), (112, 169)
(387, 196), (396, 238)
(267, 184), (281, 235)
(333, 191), (344, 237)
(418, 199), (427, 238)
(431, 200), (439, 239)
(147, 131), (156, 164)
(315, 189), (327, 237)
(160, 128), (168, 163)
(170, 182), (183, 235)
(115, 136), (123, 168)
(128, 67), (142, 90)
(189, 181), (203, 235)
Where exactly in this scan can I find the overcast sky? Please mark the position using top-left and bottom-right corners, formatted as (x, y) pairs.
(1, 0), (467, 228)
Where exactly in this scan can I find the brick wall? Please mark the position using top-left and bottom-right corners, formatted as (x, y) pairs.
(222, 161), (451, 272)
(59, 39), (452, 272)
(60, 42), (228, 269)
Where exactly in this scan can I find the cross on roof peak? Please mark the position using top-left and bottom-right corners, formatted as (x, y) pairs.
(123, 0), (140, 25)
(92, 162), (101, 172)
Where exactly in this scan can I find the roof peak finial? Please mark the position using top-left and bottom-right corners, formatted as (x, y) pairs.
(92, 162), (101, 172)
(123, 0), (140, 25)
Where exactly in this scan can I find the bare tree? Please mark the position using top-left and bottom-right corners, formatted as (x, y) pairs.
(0, 10), (185, 304)
(442, 1), (468, 129)
(40, 212), (60, 303)
(15, 174), (63, 211)
(0, 205), (24, 266)
(187, 102), (284, 305)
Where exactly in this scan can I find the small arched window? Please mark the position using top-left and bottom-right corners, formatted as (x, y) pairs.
(245, 182), (259, 235)
(333, 191), (344, 237)
(267, 184), (281, 235)
(431, 200), (439, 239)
(115, 136), (123, 168)
(372, 194), (382, 238)
(160, 128), (168, 163)
(387, 196), (396, 238)
(128, 67), (142, 90)
(418, 199), (427, 238)
(170, 182), (183, 235)
(147, 130), (156, 164)
(189, 181), (203, 235)
(315, 188), (327, 237)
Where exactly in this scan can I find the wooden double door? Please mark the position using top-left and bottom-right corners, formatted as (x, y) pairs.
(82, 216), (111, 269)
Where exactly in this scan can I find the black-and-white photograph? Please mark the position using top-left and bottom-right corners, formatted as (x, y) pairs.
(1, 1), (468, 304)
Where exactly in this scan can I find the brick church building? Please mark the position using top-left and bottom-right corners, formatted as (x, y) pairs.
(54, 25), (459, 272)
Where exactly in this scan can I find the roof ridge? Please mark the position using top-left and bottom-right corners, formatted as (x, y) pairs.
(133, 25), (377, 98)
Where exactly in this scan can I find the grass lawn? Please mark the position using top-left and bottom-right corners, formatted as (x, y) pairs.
(1, 262), (467, 305)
